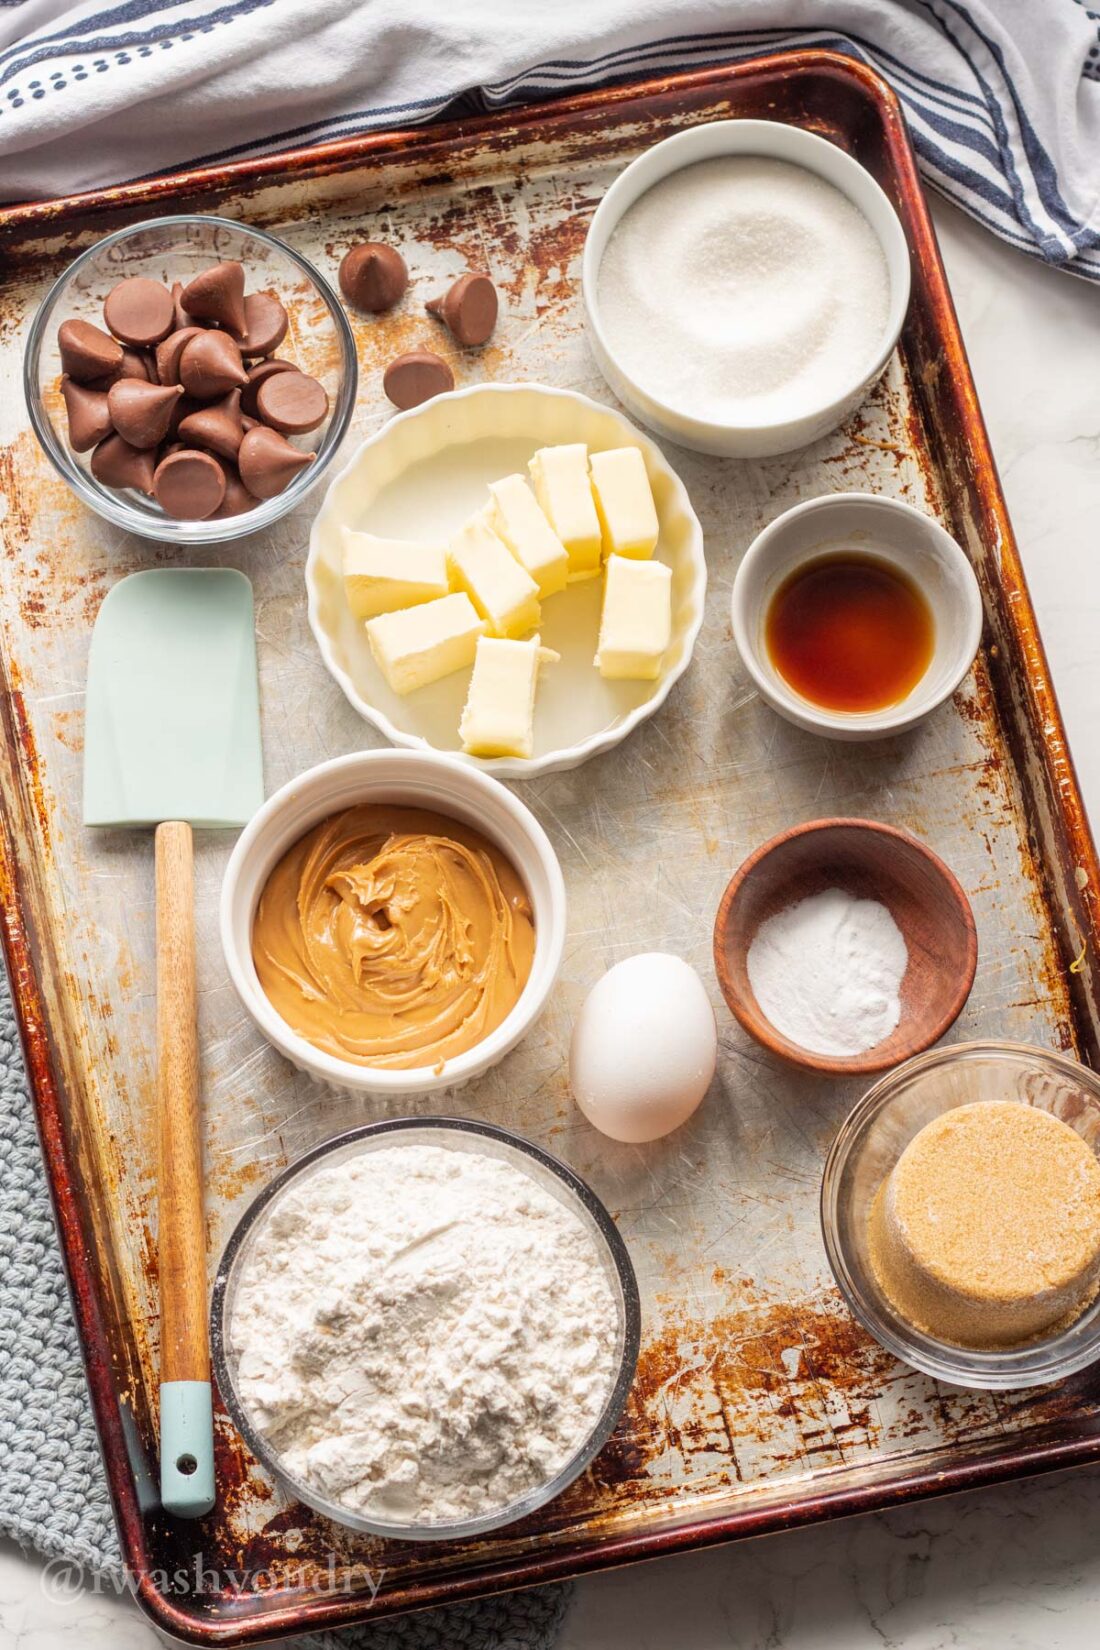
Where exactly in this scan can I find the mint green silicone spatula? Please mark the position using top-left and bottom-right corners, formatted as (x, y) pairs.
(84, 568), (263, 1519)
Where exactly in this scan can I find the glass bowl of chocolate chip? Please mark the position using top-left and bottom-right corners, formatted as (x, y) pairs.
(24, 214), (358, 543)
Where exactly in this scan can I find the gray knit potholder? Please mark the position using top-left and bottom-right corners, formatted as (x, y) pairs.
(0, 966), (571, 1649)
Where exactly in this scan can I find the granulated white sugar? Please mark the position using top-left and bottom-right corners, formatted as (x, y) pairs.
(596, 156), (891, 426)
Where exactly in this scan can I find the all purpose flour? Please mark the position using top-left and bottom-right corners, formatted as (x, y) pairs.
(229, 1142), (619, 1525)
(596, 155), (890, 426)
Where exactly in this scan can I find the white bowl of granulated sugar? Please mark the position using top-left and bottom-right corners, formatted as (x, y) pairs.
(211, 1117), (641, 1540)
(582, 119), (911, 458)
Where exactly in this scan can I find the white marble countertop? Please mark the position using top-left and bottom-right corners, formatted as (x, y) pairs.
(3, 194), (1100, 1650)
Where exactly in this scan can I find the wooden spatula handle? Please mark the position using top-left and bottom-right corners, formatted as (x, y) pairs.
(156, 820), (215, 1517)
(156, 820), (207, 1381)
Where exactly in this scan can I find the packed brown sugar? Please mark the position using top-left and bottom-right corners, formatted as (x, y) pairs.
(869, 1102), (1100, 1348)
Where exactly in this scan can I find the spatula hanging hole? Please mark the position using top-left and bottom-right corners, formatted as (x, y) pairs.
(176, 1453), (198, 1476)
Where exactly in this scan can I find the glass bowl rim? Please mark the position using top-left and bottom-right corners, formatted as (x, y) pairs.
(820, 1038), (1100, 1388)
(210, 1115), (642, 1540)
(23, 211), (358, 544)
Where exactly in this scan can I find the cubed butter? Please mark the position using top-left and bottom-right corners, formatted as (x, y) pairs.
(528, 443), (602, 581)
(590, 447), (659, 559)
(447, 512), (541, 638)
(341, 527), (450, 620)
(366, 592), (485, 695)
(459, 634), (559, 760)
(595, 554), (673, 681)
(486, 473), (570, 597)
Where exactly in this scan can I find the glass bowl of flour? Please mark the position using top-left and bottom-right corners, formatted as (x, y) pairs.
(582, 120), (911, 458)
(211, 1117), (641, 1539)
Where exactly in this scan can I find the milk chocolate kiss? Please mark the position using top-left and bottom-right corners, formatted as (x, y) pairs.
(155, 327), (204, 386)
(426, 272), (498, 346)
(106, 379), (183, 449)
(383, 351), (454, 410)
(177, 389), (245, 460)
(238, 426), (315, 499)
(338, 242), (407, 312)
(91, 433), (158, 494)
(179, 331), (249, 398)
(58, 320), (123, 384)
(170, 282), (190, 331)
(239, 292), (289, 358)
(180, 261), (247, 337)
(212, 466), (259, 519)
(240, 357), (296, 418)
(255, 371), (328, 434)
(115, 347), (156, 384)
(103, 278), (175, 347)
(60, 378), (113, 452)
(154, 449), (227, 519)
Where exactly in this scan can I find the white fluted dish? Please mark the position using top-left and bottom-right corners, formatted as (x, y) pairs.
(306, 382), (706, 779)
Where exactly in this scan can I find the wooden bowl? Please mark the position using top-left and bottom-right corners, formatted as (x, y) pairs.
(712, 819), (977, 1075)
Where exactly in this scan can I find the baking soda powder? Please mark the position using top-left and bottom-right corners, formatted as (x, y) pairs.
(746, 886), (908, 1057)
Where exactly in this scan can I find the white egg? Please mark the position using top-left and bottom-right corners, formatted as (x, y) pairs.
(569, 952), (717, 1143)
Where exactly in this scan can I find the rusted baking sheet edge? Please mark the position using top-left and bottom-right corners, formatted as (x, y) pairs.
(0, 50), (885, 240)
(1, 50), (1099, 1646)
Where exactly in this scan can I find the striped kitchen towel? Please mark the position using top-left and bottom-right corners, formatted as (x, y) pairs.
(0, 1), (1098, 277)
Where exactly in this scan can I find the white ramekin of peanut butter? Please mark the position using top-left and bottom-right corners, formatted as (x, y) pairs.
(220, 749), (566, 1095)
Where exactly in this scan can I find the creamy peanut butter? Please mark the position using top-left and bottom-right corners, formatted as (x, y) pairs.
(252, 805), (535, 1070)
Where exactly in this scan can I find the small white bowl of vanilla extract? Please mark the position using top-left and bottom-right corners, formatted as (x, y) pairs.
(731, 493), (983, 741)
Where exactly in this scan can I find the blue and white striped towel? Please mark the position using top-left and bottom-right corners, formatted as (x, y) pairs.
(0, 1), (1098, 277)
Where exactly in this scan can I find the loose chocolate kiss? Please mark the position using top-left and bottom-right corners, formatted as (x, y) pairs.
(338, 243), (408, 313)
(383, 350), (455, 410)
(426, 272), (498, 347)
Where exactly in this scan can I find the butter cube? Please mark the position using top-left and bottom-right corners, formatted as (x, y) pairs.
(595, 555), (672, 681)
(528, 443), (602, 581)
(590, 447), (659, 560)
(459, 634), (559, 760)
(342, 528), (450, 620)
(366, 592), (485, 695)
(447, 512), (541, 639)
(486, 474), (569, 597)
